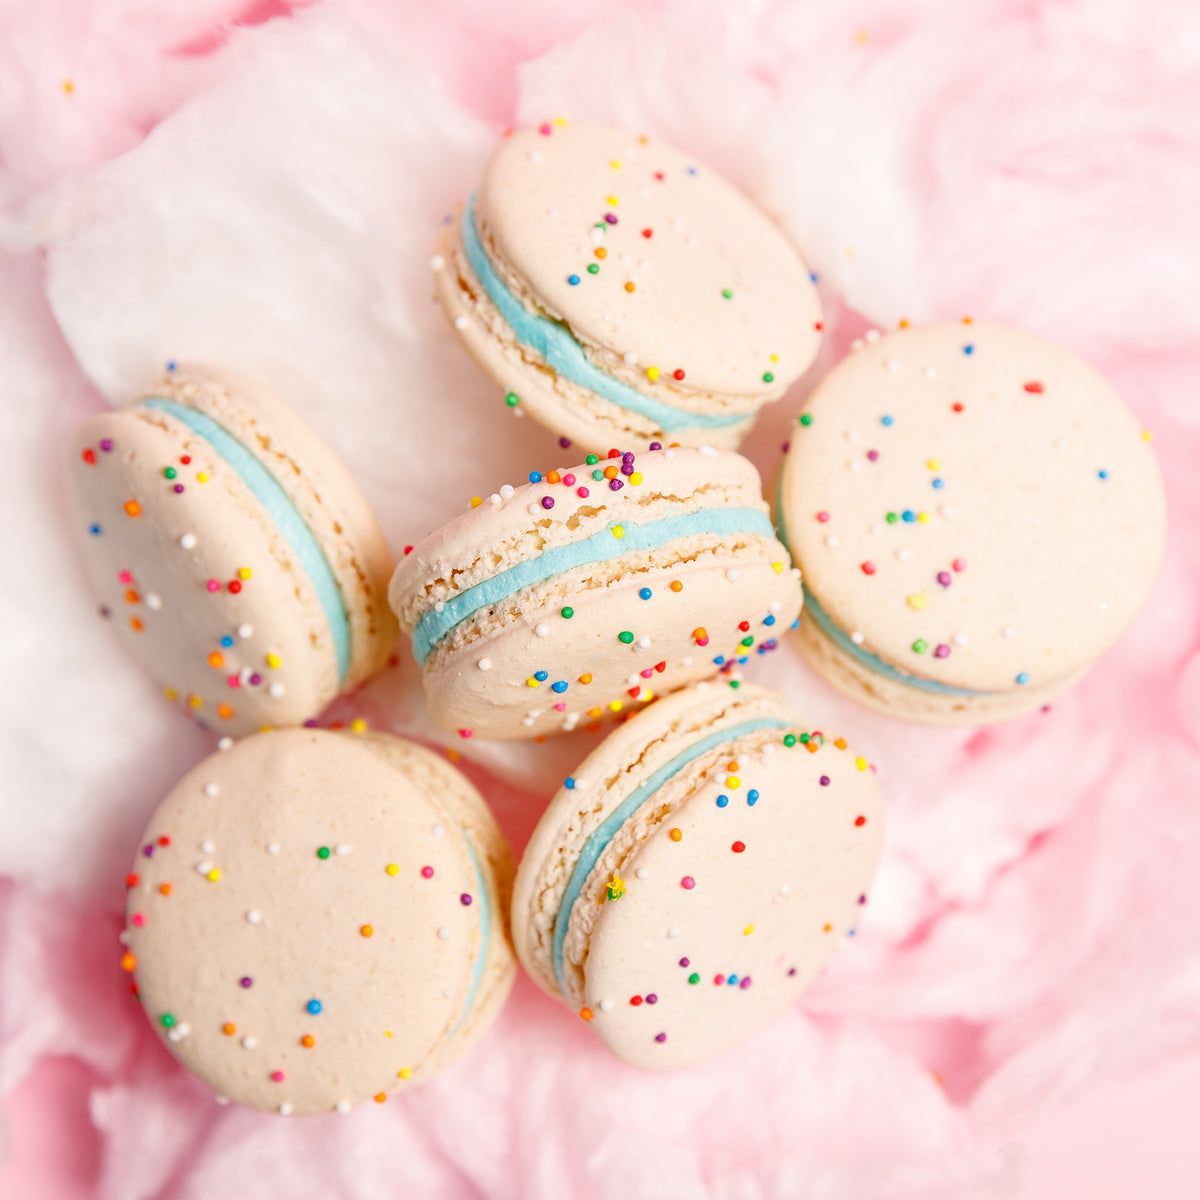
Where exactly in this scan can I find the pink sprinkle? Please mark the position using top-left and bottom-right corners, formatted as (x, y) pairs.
(816, 511), (830, 523)
(739, 976), (752, 989)
(562, 474), (575, 486)
(680, 875), (695, 890)
(458, 729), (472, 738)
(553, 702), (566, 712)
(936, 571), (952, 587)
(118, 570), (133, 584)
(131, 913), (144, 927)
(577, 486), (589, 498)
(227, 676), (239, 688)
(866, 449), (879, 462)
(640, 668), (653, 679)
(421, 866), (434, 879)
(538, 122), (552, 136)
(270, 1070), (285, 1083)
(952, 558), (967, 572)
(934, 643), (951, 658)
(205, 579), (220, 593)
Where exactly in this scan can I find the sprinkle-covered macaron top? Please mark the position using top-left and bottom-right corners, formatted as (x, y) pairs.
(121, 730), (495, 1115)
(476, 122), (821, 400)
(779, 321), (1166, 694)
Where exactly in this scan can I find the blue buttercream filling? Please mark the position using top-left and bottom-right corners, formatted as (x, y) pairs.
(460, 197), (746, 433)
(773, 470), (983, 698)
(451, 843), (491, 1036)
(551, 716), (792, 994)
(412, 507), (776, 664)
(141, 398), (351, 684)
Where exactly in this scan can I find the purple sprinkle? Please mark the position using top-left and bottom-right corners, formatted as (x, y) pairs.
(858, 894), (867, 905)
(142, 844), (155, 858)
(609, 479), (623, 491)
(654, 1032), (667, 1043)
(558, 437), (572, 449)
(678, 957), (690, 968)
(936, 571), (952, 587)
(249, 673), (262, 686)
(303, 718), (319, 728)
(99, 438), (114, 452)
(604, 213), (618, 225)
(787, 967), (797, 978)
(781, 440), (791, 453)
(649, 442), (662, 451)
(460, 893), (473, 906)
(739, 977), (752, 989)
(645, 993), (658, 1005)
(99, 606), (112, 619)
(541, 495), (555, 510)
(172, 484), (184, 494)
(819, 775), (830, 786)
(620, 463), (634, 476)
(239, 976), (253, 988)
(622, 451), (635, 462)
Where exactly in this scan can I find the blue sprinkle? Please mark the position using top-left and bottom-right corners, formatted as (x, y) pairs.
(962, 343), (975, 355)
(565, 777), (576, 790)
(534, 669), (549, 682)
(567, 274), (580, 286)
(88, 523), (102, 536)
(220, 635), (234, 648)
(790, 618), (800, 630)
(902, 509), (916, 523)
(747, 789), (760, 806)
(809, 271), (820, 284)
(727, 974), (739, 986)
(737, 655), (749, 665)
(165, 360), (177, 372)
(306, 999), (322, 1015)
(848, 928), (857, 938)
(712, 655), (725, 666)
(686, 165), (698, 176)
(881, 414), (894, 427)
(1015, 671), (1030, 686)
(528, 470), (543, 483)
(763, 614), (776, 626)
(551, 680), (568, 693)
(716, 794), (729, 809)
(1098, 469), (1109, 480)
(932, 478), (944, 489)
(638, 587), (652, 600)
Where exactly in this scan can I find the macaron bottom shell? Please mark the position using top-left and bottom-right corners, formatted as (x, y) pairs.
(422, 539), (801, 739)
(434, 217), (757, 451)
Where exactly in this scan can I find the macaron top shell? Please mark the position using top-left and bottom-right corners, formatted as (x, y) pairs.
(476, 123), (821, 400)
(513, 684), (883, 1068)
(123, 729), (504, 1115)
(780, 322), (1166, 694)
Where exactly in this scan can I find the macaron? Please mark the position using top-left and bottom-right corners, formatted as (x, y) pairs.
(776, 321), (1166, 722)
(434, 120), (821, 449)
(512, 682), (883, 1068)
(120, 727), (515, 1114)
(389, 444), (801, 740)
(68, 367), (396, 736)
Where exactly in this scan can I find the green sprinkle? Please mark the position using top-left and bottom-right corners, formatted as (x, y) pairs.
(618, 631), (634, 644)
(721, 288), (733, 300)
(799, 732), (811, 744)
(728, 679), (741, 689)
(586, 454), (599, 465)
(783, 733), (797, 747)
(587, 263), (599, 275)
(316, 846), (331, 860)
(688, 972), (700, 984)
(561, 606), (574, 619)
(163, 466), (177, 480)
(504, 392), (520, 408)
(592, 469), (604, 481)
(763, 371), (775, 384)
(740, 636), (753, 648)
(912, 639), (928, 654)
(799, 413), (813, 426)
(886, 511), (899, 524)
(160, 1013), (176, 1029)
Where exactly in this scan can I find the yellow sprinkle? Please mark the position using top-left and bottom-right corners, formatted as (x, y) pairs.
(164, 687), (178, 701)
(926, 459), (939, 471)
(629, 472), (643, 485)
(237, 566), (252, 580)
(726, 775), (741, 789)
(606, 194), (618, 206)
(771, 561), (784, 574)
(349, 717), (367, 734)
(469, 496), (483, 508)
(743, 924), (755, 936)
(187, 694), (203, 709)
(645, 366), (660, 383)
(640, 690), (653, 702)
(397, 1067), (412, 1081)
(899, 317), (910, 329)
(1142, 430), (1153, 442)
(907, 593), (927, 610)
(206, 868), (221, 883)
(196, 472), (209, 484)
(553, 116), (568, 126)
(855, 756), (868, 772)
(265, 653), (281, 669)
(612, 525), (625, 539)
(526, 677), (540, 688)
(823, 922), (834, 933)
(917, 511), (930, 523)
(62, 80), (74, 95)
(769, 353), (779, 363)
(608, 700), (623, 713)
(385, 863), (399, 876)
(384, 1029), (393, 1038)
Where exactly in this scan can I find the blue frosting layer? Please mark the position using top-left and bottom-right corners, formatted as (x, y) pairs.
(412, 506), (776, 664)
(773, 468), (983, 698)
(460, 197), (746, 434)
(141, 398), (351, 684)
(551, 716), (792, 994)
(451, 843), (491, 1037)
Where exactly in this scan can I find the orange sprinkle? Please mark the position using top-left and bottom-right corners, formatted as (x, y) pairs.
(216, 703), (233, 719)
(546, 470), (561, 484)
(124, 589), (139, 604)
(579, 1007), (594, 1022)
(669, 828), (682, 842)
(834, 737), (848, 750)
(120, 952), (136, 972)
(669, 580), (683, 592)
(158, 883), (171, 896)
(624, 281), (636, 293)
(578, 673), (593, 685)
(823, 923), (833, 933)
(692, 627), (707, 641)
(222, 1022), (236, 1036)
(129, 617), (143, 632)
(603, 465), (618, 480)
(594, 247), (607, 259)
(727, 761), (739, 772)
(208, 651), (224, 669)
(124, 500), (141, 517)
(374, 1093), (387, 1104)
(300, 1034), (315, 1048)
(360, 924), (374, 938)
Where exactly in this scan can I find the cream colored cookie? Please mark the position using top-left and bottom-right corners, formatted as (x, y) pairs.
(512, 683), (883, 1068)
(121, 729), (515, 1115)
(389, 444), (801, 739)
(776, 321), (1166, 723)
(67, 367), (396, 736)
(434, 121), (821, 448)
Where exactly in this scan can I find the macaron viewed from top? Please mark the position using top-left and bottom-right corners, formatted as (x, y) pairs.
(121, 728), (515, 1115)
(389, 444), (802, 740)
(434, 120), (822, 450)
(776, 321), (1167, 723)
(68, 367), (396, 736)
(512, 682), (883, 1068)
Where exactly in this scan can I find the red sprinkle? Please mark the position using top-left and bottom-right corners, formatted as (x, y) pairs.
(731, 841), (745, 854)
(861, 561), (877, 576)
(1023, 381), (1044, 394)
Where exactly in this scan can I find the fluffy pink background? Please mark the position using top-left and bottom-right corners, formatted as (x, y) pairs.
(2, 1), (1200, 1197)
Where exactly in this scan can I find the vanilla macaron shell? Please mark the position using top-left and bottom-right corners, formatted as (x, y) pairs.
(512, 683), (883, 1068)
(435, 121), (821, 449)
(389, 445), (802, 740)
(122, 729), (515, 1115)
(777, 321), (1166, 723)
(68, 368), (396, 736)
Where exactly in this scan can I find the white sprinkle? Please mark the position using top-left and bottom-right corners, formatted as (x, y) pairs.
(180, 533), (197, 550)
(883, 358), (899, 372)
(478, 658), (493, 671)
(203, 782), (219, 798)
(953, 633), (968, 646)
(922, 365), (938, 379)
(850, 631), (865, 645)
(681, 655), (694, 668)
(335, 1100), (352, 1114)
(850, 338), (864, 352)
(622, 351), (637, 366)
(825, 534), (840, 548)
(1099, 600), (1110, 611)
(268, 682), (285, 699)
(145, 593), (162, 610)
(522, 715), (535, 727)
(167, 1023), (190, 1043)
(896, 548), (911, 562)
(500, 484), (515, 499)
(246, 910), (262, 925)
(635, 867), (648, 880)
(636, 636), (651, 650)
(846, 430), (862, 443)
(237, 623), (253, 639)
(780, 882), (793, 896)
(869, 523), (884, 536)
(1055, 437), (1068, 451)
(528, 149), (543, 164)
(242, 1035), (258, 1049)
(217, 737), (233, 752)
(572, 779), (586, 791)
(453, 315), (469, 331)
(770, 600), (781, 613)
(215, 1095), (230, 1106)
(699, 444), (719, 458)
(196, 860), (213, 875)
(433, 600), (446, 613)
(266, 842), (280, 855)
(535, 623), (549, 638)
(850, 460), (864, 474)
(527, 503), (541, 516)
(725, 568), (743, 582)
(430, 254), (445, 271)
(437, 927), (450, 940)
(1002, 626), (1017, 639)
(599, 998), (614, 1013)
(667, 926), (681, 939)
(940, 504), (957, 518)
(864, 329), (880, 343)
(200, 839), (214, 854)
(279, 1102), (293, 1117)
(432, 824), (445, 838)
(334, 844), (351, 856)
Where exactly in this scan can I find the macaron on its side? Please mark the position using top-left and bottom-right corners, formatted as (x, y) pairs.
(436, 121), (821, 448)
(389, 445), (802, 738)
(777, 321), (1166, 724)
(121, 729), (515, 1115)
(512, 683), (883, 1068)
(68, 371), (395, 735)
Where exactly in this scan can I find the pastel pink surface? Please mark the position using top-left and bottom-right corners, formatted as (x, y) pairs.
(2, 3), (1200, 1200)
